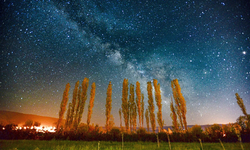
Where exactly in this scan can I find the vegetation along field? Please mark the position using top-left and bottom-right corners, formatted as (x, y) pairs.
(1, 140), (250, 150)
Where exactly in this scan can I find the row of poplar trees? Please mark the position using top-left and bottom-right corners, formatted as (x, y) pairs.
(120, 79), (187, 133)
(57, 78), (187, 133)
(57, 78), (114, 133)
(56, 78), (94, 132)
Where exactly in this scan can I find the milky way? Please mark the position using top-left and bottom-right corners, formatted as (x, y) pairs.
(1, 0), (250, 126)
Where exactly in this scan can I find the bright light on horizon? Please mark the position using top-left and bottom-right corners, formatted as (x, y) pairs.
(15, 125), (56, 133)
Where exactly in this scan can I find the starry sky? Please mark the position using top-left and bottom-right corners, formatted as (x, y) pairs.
(1, 0), (250, 127)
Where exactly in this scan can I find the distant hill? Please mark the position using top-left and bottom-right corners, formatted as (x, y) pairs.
(0, 110), (58, 127)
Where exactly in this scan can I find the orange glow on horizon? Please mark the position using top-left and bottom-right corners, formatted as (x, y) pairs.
(15, 125), (56, 133)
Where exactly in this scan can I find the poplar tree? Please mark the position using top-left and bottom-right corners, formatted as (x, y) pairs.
(153, 79), (163, 131)
(121, 79), (129, 132)
(145, 108), (149, 132)
(130, 84), (137, 132)
(77, 78), (89, 128)
(87, 82), (96, 128)
(147, 81), (156, 133)
(69, 81), (79, 128)
(236, 93), (248, 116)
(171, 80), (183, 130)
(105, 81), (112, 131)
(136, 81), (142, 128)
(141, 94), (144, 127)
(235, 93), (250, 130)
(57, 83), (70, 131)
(73, 86), (81, 128)
(129, 84), (135, 131)
(171, 79), (187, 131)
(170, 97), (179, 132)
(65, 103), (72, 130)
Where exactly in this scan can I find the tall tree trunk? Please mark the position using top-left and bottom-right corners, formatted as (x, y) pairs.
(57, 83), (70, 132)
(77, 78), (89, 129)
(153, 79), (163, 131)
(121, 79), (129, 132)
(87, 82), (96, 129)
(105, 81), (112, 132)
(69, 81), (79, 129)
(171, 79), (187, 131)
(136, 81), (142, 128)
(147, 81), (156, 133)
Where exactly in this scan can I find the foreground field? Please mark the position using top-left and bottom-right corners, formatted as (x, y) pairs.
(0, 140), (250, 150)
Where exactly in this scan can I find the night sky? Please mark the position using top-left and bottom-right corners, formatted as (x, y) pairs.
(1, 0), (250, 127)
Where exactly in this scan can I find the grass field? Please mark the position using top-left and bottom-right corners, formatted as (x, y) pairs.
(0, 140), (250, 150)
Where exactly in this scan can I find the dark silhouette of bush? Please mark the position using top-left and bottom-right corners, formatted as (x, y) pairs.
(109, 127), (121, 141)
(203, 124), (223, 142)
(0, 122), (249, 142)
(136, 127), (147, 141)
